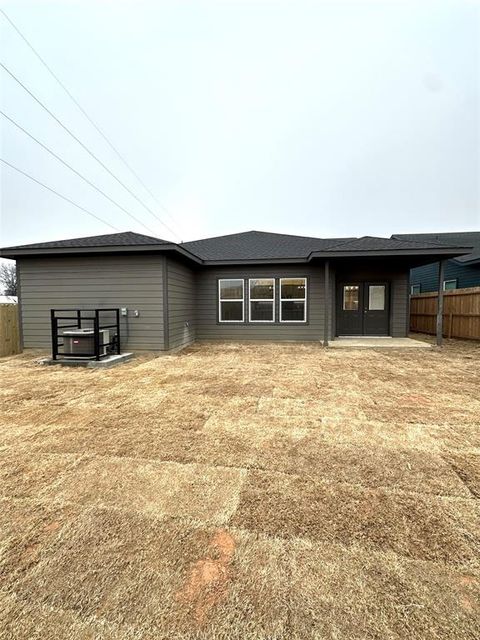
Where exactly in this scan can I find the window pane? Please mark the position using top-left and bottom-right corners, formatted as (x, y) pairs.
(281, 278), (306, 299)
(411, 285), (421, 295)
(220, 301), (243, 321)
(219, 279), (243, 299)
(368, 285), (385, 311)
(281, 300), (305, 321)
(250, 279), (274, 300)
(343, 285), (359, 311)
(250, 301), (274, 321)
(443, 280), (457, 290)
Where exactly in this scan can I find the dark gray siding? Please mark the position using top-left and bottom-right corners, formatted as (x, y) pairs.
(196, 264), (325, 341)
(328, 263), (336, 339)
(410, 260), (480, 293)
(166, 257), (196, 350)
(17, 255), (165, 351)
(391, 270), (409, 337)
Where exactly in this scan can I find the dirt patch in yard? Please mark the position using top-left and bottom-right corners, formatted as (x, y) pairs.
(0, 339), (479, 639)
(176, 528), (236, 626)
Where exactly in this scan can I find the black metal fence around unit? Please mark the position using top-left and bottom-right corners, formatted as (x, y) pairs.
(51, 308), (121, 361)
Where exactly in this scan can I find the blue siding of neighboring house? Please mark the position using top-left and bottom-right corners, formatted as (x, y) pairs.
(410, 260), (480, 293)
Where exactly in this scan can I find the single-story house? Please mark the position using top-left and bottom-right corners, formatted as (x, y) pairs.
(0, 230), (472, 351)
(392, 231), (480, 294)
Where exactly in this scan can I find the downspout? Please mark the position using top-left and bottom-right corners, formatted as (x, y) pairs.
(324, 259), (330, 347)
(16, 261), (24, 350)
(162, 256), (170, 351)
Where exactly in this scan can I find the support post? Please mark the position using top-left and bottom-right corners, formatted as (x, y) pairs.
(436, 260), (445, 346)
(324, 260), (330, 347)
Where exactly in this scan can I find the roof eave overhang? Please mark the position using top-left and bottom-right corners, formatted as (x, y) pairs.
(308, 247), (474, 259)
(200, 257), (309, 265)
(0, 243), (203, 264)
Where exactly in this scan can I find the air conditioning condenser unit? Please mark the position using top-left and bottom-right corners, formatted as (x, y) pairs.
(62, 328), (110, 357)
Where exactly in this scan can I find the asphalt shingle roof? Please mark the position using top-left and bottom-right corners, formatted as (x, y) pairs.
(1, 231), (169, 251)
(1, 229), (471, 262)
(182, 230), (355, 261)
(392, 232), (480, 264)
(323, 235), (457, 253)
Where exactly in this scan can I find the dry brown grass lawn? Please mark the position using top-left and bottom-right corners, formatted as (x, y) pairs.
(0, 337), (479, 639)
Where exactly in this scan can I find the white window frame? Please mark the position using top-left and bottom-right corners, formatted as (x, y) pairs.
(248, 278), (275, 323)
(218, 279), (244, 323)
(411, 284), (421, 295)
(279, 277), (307, 323)
(443, 279), (457, 291)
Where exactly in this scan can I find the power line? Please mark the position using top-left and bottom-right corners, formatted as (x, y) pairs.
(1, 109), (157, 235)
(0, 158), (121, 231)
(0, 8), (182, 238)
(0, 61), (182, 242)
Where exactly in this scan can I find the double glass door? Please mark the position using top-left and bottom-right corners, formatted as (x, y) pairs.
(337, 282), (389, 336)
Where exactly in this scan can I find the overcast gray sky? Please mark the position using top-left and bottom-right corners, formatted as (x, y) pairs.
(0, 0), (479, 250)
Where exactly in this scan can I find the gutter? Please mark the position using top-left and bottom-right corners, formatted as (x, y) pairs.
(307, 247), (474, 260)
(0, 242), (203, 264)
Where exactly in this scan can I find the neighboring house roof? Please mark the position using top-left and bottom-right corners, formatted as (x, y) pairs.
(392, 232), (480, 265)
(0, 229), (472, 263)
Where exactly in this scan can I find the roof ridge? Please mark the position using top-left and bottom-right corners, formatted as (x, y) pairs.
(322, 236), (363, 250)
(183, 229), (328, 244)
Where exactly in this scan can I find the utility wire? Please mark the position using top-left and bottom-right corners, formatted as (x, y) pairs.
(0, 61), (182, 242)
(1, 109), (157, 235)
(0, 158), (120, 231)
(0, 8), (182, 238)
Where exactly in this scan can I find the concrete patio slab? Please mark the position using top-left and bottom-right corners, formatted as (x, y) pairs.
(38, 353), (134, 367)
(328, 338), (431, 349)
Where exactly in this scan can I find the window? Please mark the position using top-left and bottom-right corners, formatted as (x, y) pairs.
(249, 278), (275, 322)
(411, 284), (421, 295)
(443, 279), (457, 291)
(219, 279), (244, 322)
(368, 285), (386, 311)
(343, 285), (359, 311)
(280, 278), (307, 322)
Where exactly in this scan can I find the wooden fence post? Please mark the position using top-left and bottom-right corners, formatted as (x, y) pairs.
(436, 260), (445, 346)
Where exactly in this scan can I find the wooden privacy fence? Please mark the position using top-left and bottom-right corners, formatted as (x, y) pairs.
(0, 304), (21, 357)
(410, 287), (480, 340)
